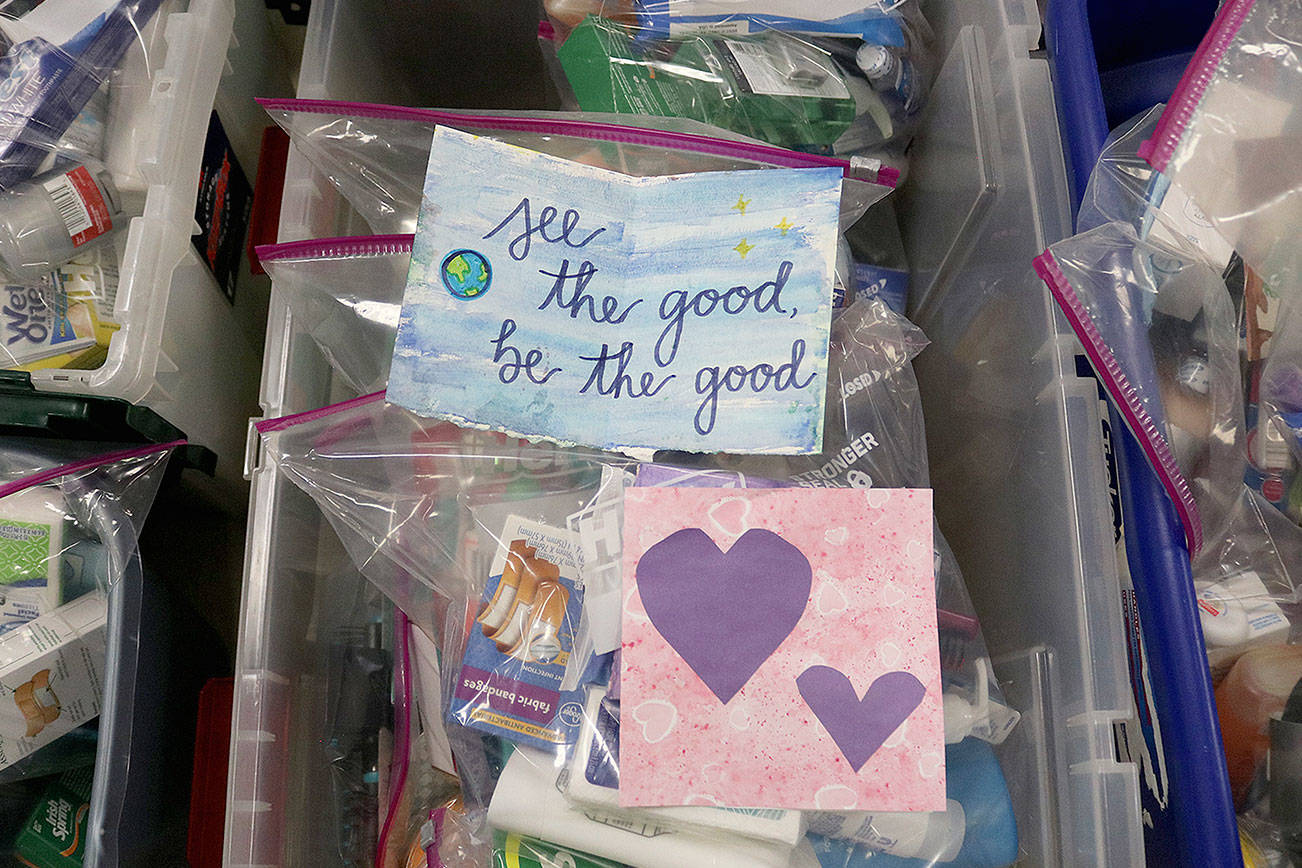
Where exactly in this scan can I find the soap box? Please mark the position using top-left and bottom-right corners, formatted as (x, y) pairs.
(0, 592), (107, 770)
(0, 487), (65, 635)
(15, 765), (94, 868)
(449, 516), (587, 750)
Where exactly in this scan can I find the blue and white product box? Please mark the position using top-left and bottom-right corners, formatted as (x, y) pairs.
(450, 516), (588, 749)
(854, 262), (910, 316)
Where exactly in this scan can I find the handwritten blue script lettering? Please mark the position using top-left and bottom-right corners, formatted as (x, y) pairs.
(483, 197), (606, 262)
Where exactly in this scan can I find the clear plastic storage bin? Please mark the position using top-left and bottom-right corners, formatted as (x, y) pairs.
(22, 0), (279, 489)
(226, 0), (1145, 864)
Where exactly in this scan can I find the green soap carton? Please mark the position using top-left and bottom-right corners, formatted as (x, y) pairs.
(491, 830), (628, 868)
(557, 16), (856, 149)
(15, 767), (93, 868)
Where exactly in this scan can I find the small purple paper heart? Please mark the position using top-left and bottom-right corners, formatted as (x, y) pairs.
(636, 527), (811, 704)
(796, 666), (926, 772)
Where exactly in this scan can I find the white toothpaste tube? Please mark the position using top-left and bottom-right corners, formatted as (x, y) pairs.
(489, 746), (797, 868)
(559, 685), (805, 846)
(807, 802), (965, 861)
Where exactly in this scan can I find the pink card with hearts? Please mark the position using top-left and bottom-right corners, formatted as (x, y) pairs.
(619, 487), (944, 811)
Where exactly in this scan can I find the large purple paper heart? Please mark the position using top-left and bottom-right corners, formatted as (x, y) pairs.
(636, 527), (811, 704)
(796, 666), (926, 772)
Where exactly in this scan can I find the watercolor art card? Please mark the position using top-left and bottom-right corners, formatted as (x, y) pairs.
(619, 487), (945, 811)
(388, 127), (842, 456)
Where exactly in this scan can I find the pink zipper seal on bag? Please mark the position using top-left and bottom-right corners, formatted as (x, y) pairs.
(254, 391), (386, 434)
(1033, 250), (1203, 554)
(1138, 0), (1257, 172)
(0, 440), (186, 500)
(256, 98), (895, 186)
(256, 234), (415, 262)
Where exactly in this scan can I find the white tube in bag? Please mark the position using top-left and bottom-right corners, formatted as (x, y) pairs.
(489, 746), (798, 868)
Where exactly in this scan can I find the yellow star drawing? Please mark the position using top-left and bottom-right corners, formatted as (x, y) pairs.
(734, 238), (755, 258)
(731, 194), (751, 215)
(774, 217), (793, 236)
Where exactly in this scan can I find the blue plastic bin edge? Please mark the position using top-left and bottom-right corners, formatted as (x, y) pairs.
(1043, 1), (1243, 865)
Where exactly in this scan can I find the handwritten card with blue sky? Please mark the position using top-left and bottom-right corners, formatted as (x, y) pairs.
(388, 126), (843, 455)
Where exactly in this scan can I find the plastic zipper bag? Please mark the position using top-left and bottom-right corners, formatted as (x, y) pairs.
(0, 438), (179, 865)
(255, 230), (886, 402)
(1079, 103), (1302, 522)
(1037, 223), (1302, 674)
(1050, 98), (1302, 671)
(252, 292), (1021, 863)
(257, 393), (1020, 867)
(1139, 0), (1302, 295)
(1035, 222), (1242, 556)
(538, 4), (937, 155)
(0, 0), (165, 189)
(259, 98), (896, 236)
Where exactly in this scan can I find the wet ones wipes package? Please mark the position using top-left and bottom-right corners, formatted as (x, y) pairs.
(450, 516), (588, 749)
(4, 252), (120, 371)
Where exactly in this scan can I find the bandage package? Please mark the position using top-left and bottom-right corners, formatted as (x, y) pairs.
(0, 592), (108, 771)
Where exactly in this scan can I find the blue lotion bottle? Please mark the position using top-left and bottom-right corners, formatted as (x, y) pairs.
(810, 737), (1019, 868)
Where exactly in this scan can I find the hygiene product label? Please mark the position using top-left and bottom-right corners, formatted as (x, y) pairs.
(492, 830), (626, 868)
(43, 167), (112, 248)
(450, 516), (587, 750)
(619, 487), (944, 811)
(0, 487), (64, 635)
(0, 592), (107, 771)
(389, 126), (841, 456)
(15, 766), (93, 868)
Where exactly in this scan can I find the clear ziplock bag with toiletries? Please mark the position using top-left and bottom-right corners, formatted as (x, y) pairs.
(0, 0), (165, 189)
(1138, 0), (1302, 298)
(1038, 102), (1302, 675)
(1085, 99), (1302, 529)
(1038, 93), (1302, 852)
(0, 0), (188, 373)
(536, 0), (937, 158)
(1136, 0), (1302, 530)
(252, 285), (1022, 866)
(258, 99), (897, 238)
(0, 438), (177, 865)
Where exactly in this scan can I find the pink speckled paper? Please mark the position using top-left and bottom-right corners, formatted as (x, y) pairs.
(619, 487), (944, 811)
